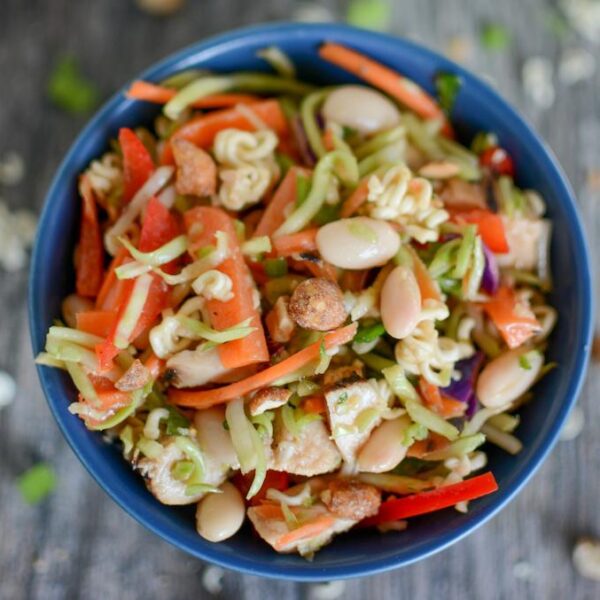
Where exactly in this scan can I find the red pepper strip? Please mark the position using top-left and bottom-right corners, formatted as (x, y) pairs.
(75, 176), (104, 298)
(96, 197), (180, 370)
(479, 145), (515, 177)
(482, 286), (541, 349)
(119, 128), (155, 203)
(449, 208), (509, 254)
(361, 472), (499, 527)
(233, 470), (290, 506)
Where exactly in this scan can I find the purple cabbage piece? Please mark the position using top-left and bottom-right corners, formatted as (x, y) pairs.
(290, 116), (316, 167)
(441, 351), (484, 418)
(481, 242), (500, 295)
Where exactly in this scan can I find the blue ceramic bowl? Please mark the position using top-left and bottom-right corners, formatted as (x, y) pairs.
(29, 23), (593, 581)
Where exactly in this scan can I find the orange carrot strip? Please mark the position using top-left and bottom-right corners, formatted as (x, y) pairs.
(161, 99), (289, 164)
(169, 323), (357, 409)
(406, 246), (441, 302)
(126, 80), (260, 108)
(419, 378), (465, 419)
(96, 248), (129, 311)
(302, 395), (327, 415)
(144, 353), (165, 379)
(272, 228), (318, 257)
(274, 515), (335, 551)
(341, 269), (369, 293)
(340, 178), (370, 218)
(252, 504), (285, 519)
(184, 206), (269, 369)
(319, 42), (447, 124)
(76, 311), (118, 338)
(254, 167), (308, 238)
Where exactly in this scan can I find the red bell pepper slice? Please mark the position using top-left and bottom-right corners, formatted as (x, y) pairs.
(361, 472), (498, 526)
(119, 128), (155, 203)
(449, 208), (509, 254)
(96, 197), (180, 370)
(233, 470), (290, 506)
(75, 176), (104, 298)
(483, 286), (541, 349)
(479, 145), (515, 177)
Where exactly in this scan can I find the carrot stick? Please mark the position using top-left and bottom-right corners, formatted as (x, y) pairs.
(340, 178), (370, 218)
(406, 246), (441, 303)
(169, 323), (357, 408)
(272, 228), (318, 257)
(126, 80), (260, 108)
(319, 42), (448, 125)
(254, 167), (309, 237)
(160, 99), (289, 164)
(96, 248), (129, 311)
(144, 353), (165, 379)
(252, 504), (285, 520)
(274, 515), (335, 551)
(341, 269), (369, 293)
(184, 206), (269, 369)
(76, 311), (118, 338)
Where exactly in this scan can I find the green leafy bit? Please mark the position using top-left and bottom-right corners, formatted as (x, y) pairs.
(17, 463), (57, 504)
(336, 392), (349, 405)
(264, 258), (288, 278)
(519, 354), (532, 370)
(346, 0), (391, 32)
(435, 72), (462, 115)
(354, 321), (386, 344)
(402, 422), (428, 447)
(48, 56), (99, 114)
(165, 406), (190, 435)
(480, 23), (511, 51)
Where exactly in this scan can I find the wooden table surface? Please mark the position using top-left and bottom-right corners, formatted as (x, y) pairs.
(1, 1), (599, 598)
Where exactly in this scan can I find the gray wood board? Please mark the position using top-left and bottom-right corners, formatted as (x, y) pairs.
(0, 0), (598, 599)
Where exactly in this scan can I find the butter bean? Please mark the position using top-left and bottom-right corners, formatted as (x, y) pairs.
(322, 85), (401, 135)
(357, 416), (412, 473)
(316, 217), (400, 270)
(380, 265), (421, 339)
(196, 482), (245, 543)
(476, 348), (543, 408)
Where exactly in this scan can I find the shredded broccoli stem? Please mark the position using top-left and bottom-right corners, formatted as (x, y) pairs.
(300, 89), (331, 159)
(88, 384), (150, 431)
(382, 365), (419, 402)
(424, 433), (486, 460)
(463, 236), (485, 299)
(226, 398), (256, 474)
(405, 400), (459, 441)
(281, 404), (301, 438)
(428, 239), (461, 279)
(114, 273), (153, 349)
(251, 411), (275, 440)
(44, 341), (99, 372)
(241, 236), (272, 256)
(246, 423), (267, 499)
(358, 473), (433, 495)
(480, 423), (523, 455)
(452, 225), (476, 279)
(117, 234), (188, 268)
(275, 150), (358, 236)
(174, 436), (206, 489)
(354, 126), (405, 159)
(119, 425), (134, 456)
(257, 46), (296, 79)
(35, 352), (66, 369)
(177, 316), (255, 344)
(160, 69), (206, 89)
(171, 459), (195, 481)
(164, 72), (314, 119)
(46, 326), (103, 349)
(65, 362), (99, 406)
(137, 437), (163, 459)
(402, 113), (444, 160)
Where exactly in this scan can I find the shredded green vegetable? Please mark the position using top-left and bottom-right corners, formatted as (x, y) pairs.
(257, 46), (296, 79)
(48, 56), (99, 114)
(17, 463), (57, 505)
(354, 321), (386, 344)
(382, 365), (420, 403)
(264, 258), (288, 278)
(117, 234), (188, 267)
(300, 89), (331, 159)
(434, 72), (462, 115)
(481, 23), (511, 51)
(177, 316), (255, 344)
(242, 236), (272, 256)
(405, 400), (459, 441)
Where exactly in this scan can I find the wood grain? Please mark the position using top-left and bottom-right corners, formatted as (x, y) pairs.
(0, 1), (598, 599)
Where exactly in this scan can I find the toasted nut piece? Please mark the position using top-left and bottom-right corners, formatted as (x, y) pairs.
(115, 359), (151, 391)
(322, 362), (364, 386)
(172, 138), (217, 197)
(265, 296), (296, 343)
(440, 178), (486, 209)
(249, 387), (292, 416)
(320, 480), (381, 520)
(288, 278), (347, 331)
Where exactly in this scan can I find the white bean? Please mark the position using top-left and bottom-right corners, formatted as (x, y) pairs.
(357, 415), (411, 473)
(196, 482), (245, 542)
(61, 294), (94, 328)
(322, 85), (401, 135)
(476, 348), (543, 408)
(380, 265), (421, 339)
(316, 217), (400, 270)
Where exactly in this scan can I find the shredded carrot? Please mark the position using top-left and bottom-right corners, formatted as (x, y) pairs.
(274, 514), (335, 551)
(96, 248), (129, 311)
(319, 42), (448, 126)
(126, 80), (260, 108)
(169, 323), (357, 408)
(419, 378), (466, 419)
(160, 99), (289, 164)
(252, 504), (285, 519)
(406, 246), (441, 303)
(76, 310), (118, 338)
(144, 353), (165, 379)
(254, 167), (309, 238)
(302, 395), (326, 414)
(407, 432), (450, 458)
(340, 178), (370, 218)
(273, 228), (318, 257)
(341, 269), (369, 293)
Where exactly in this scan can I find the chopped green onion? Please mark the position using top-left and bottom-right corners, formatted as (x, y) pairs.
(296, 173), (311, 207)
(354, 321), (386, 344)
(241, 236), (272, 256)
(405, 400), (459, 441)
(17, 463), (56, 504)
(48, 56), (99, 114)
(434, 72), (462, 115)
(276, 150), (359, 236)
(481, 23), (511, 51)
(117, 234), (188, 267)
(276, 152), (295, 176)
(382, 365), (420, 403)
(264, 258), (288, 278)
(346, 0), (391, 31)
(257, 46), (296, 79)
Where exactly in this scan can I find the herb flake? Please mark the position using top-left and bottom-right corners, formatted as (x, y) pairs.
(480, 23), (511, 51)
(435, 72), (462, 115)
(346, 0), (391, 32)
(17, 463), (56, 504)
(48, 56), (99, 114)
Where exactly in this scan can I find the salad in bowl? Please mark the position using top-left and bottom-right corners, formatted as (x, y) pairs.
(35, 39), (559, 559)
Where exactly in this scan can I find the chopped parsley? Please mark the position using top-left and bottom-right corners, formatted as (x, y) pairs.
(346, 0), (391, 32)
(336, 392), (349, 405)
(354, 321), (386, 344)
(434, 72), (462, 115)
(518, 354), (532, 370)
(48, 56), (99, 114)
(480, 23), (511, 51)
(17, 463), (56, 504)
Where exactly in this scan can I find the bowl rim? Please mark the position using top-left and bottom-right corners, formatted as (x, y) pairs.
(29, 22), (593, 581)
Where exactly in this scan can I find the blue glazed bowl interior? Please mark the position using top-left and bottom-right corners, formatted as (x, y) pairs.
(29, 23), (592, 581)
